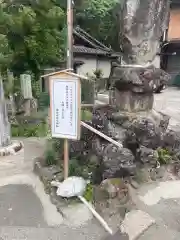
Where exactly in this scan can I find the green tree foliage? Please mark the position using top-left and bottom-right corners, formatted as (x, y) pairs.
(55, 0), (121, 51)
(0, 0), (121, 78)
(0, 34), (13, 71)
(0, 0), (66, 77)
(74, 0), (121, 51)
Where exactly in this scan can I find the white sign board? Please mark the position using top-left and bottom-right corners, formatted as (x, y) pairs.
(50, 76), (80, 140)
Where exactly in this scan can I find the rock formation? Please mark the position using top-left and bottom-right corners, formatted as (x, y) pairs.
(90, 0), (173, 179)
(66, 0), (176, 182)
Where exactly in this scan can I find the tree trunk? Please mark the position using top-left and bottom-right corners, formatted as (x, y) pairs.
(0, 75), (11, 147)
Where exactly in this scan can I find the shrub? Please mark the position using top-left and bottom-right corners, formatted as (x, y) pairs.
(83, 183), (93, 202)
(11, 122), (47, 137)
(45, 148), (57, 166)
(81, 109), (92, 121)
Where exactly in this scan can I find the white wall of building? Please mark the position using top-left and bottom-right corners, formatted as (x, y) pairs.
(75, 56), (111, 78)
(43, 56), (112, 92)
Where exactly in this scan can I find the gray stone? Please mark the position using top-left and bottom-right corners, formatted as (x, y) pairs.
(121, 0), (169, 65)
(136, 146), (158, 165)
(163, 130), (180, 153)
(103, 230), (129, 240)
(100, 179), (128, 200)
(92, 105), (118, 138)
(103, 144), (136, 178)
(127, 117), (161, 149)
(0, 141), (23, 156)
(0, 76), (11, 147)
(70, 121), (94, 160)
(120, 210), (155, 240)
(106, 0), (170, 119)
(139, 224), (180, 240)
(134, 168), (152, 184)
(129, 178), (140, 189)
(34, 160), (60, 182)
(101, 179), (118, 199)
(111, 89), (153, 112)
(91, 104), (171, 180)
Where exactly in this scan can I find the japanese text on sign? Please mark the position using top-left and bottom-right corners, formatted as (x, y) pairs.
(51, 77), (80, 139)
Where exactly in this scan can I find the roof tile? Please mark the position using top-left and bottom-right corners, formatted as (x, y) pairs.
(73, 45), (110, 55)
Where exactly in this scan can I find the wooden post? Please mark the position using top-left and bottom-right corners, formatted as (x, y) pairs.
(64, 0), (73, 179)
(64, 138), (69, 179)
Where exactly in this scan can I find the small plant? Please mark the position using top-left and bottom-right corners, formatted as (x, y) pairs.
(11, 126), (20, 137)
(11, 122), (47, 137)
(83, 183), (93, 202)
(157, 148), (172, 165)
(44, 148), (57, 166)
(44, 139), (57, 166)
(69, 158), (83, 177)
(81, 109), (92, 121)
(38, 92), (50, 110)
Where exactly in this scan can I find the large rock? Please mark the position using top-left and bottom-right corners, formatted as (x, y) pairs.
(92, 104), (117, 138)
(91, 105), (170, 175)
(162, 130), (180, 154)
(136, 146), (158, 165)
(103, 144), (136, 179)
(109, 65), (170, 112)
(92, 0), (171, 180)
(127, 117), (162, 149)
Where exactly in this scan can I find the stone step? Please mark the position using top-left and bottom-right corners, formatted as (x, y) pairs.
(120, 210), (155, 240)
(138, 224), (180, 240)
(0, 224), (106, 240)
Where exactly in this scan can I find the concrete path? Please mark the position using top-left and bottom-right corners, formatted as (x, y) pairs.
(0, 138), (106, 240)
(130, 180), (180, 240)
(153, 87), (180, 130)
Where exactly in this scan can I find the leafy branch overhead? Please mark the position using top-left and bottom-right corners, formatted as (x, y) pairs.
(0, 0), (120, 76)
(0, 0), (66, 76)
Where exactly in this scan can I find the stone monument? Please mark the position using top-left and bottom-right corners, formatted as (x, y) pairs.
(0, 74), (23, 156)
(91, 0), (172, 179)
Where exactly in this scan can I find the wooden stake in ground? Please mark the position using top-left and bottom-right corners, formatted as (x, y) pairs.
(64, 138), (69, 179)
(65, 0), (74, 178)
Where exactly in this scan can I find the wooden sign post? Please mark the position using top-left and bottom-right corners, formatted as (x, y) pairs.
(48, 71), (81, 179)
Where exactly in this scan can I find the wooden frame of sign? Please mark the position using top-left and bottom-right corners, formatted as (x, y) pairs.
(46, 70), (81, 179)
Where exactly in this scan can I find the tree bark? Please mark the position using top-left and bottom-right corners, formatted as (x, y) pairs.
(0, 75), (11, 147)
